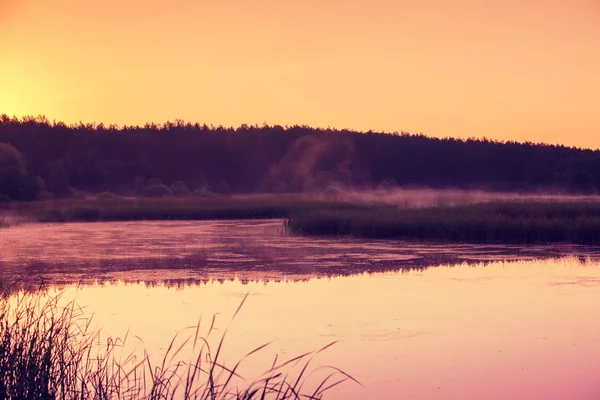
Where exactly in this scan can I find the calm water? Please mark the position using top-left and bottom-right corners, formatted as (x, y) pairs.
(2, 220), (600, 399)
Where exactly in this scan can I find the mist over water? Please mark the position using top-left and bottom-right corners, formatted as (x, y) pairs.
(308, 187), (600, 208)
(2, 219), (600, 289)
(2, 219), (600, 399)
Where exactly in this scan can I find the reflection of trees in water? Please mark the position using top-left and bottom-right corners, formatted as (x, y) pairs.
(3, 253), (600, 295)
(0, 255), (571, 295)
(3, 221), (600, 295)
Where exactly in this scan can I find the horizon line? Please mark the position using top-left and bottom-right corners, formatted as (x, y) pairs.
(1, 113), (596, 152)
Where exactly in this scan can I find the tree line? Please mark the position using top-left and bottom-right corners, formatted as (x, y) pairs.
(1, 114), (599, 201)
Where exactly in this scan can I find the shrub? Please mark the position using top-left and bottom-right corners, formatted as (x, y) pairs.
(68, 188), (86, 199)
(145, 177), (164, 187)
(215, 181), (231, 196)
(95, 191), (120, 200)
(170, 181), (191, 197)
(140, 184), (172, 198)
(38, 191), (55, 201)
(192, 187), (217, 198)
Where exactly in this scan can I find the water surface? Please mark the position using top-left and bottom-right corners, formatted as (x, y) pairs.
(2, 220), (600, 399)
(2, 219), (600, 286)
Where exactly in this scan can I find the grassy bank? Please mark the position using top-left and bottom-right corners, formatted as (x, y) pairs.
(0, 289), (353, 399)
(6, 196), (600, 245)
(0, 195), (366, 225)
(286, 201), (600, 244)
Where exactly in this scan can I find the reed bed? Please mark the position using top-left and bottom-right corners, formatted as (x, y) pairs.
(0, 196), (366, 225)
(0, 289), (355, 399)
(286, 201), (600, 244)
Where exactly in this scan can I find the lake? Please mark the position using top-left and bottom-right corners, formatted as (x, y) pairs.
(1, 220), (600, 399)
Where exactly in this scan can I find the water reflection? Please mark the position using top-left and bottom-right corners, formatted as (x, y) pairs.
(30, 258), (600, 400)
(3, 220), (600, 398)
(3, 220), (600, 290)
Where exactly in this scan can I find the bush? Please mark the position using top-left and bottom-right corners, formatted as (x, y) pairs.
(68, 188), (86, 199)
(192, 187), (217, 198)
(215, 181), (231, 196)
(38, 191), (55, 201)
(95, 191), (120, 200)
(141, 184), (172, 198)
(170, 181), (190, 197)
(145, 177), (164, 187)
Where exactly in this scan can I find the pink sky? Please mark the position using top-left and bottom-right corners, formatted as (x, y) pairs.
(1, 0), (599, 148)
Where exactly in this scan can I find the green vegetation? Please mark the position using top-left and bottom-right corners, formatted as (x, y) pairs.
(0, 289), (355, 399)
(286, 201), (600, 244)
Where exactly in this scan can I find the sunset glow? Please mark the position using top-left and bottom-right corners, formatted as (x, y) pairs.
(1, 0), (599, 148)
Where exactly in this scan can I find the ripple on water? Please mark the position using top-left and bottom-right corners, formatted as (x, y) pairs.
(3, 219), (600, 286)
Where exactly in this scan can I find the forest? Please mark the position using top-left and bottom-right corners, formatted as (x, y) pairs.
(1, 114), (599, 202)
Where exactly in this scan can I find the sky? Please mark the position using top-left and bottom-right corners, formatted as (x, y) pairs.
(1, 0), (599, 148)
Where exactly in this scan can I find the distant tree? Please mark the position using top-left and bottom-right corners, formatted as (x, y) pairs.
(141, 184), (172, 198)
(0, 142), (28, 200)
(38, 192), (55, 201)
(192, 187), (217, 198)
(69, 187), (86, 199)
(133, 176), (147, 193)
(0, 165), (26, 200)
(170, 181), (190, 197)
(25, 175), (47, 200)
(215, 181), (231, 196)
(2, 116), (600, 198)
(0, 142), (26, 172)
(96, 191), (120, 200)
(146, 177), (164, 187)
(46, 160), (71, 196)
(378, 178), (398, 191)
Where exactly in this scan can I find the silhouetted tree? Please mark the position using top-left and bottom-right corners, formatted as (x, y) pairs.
(215, 181), (231, 196)
(141, 184), (172, 198)
(1, 114), (600, 201)
(170, 181), (190, 197)
(46, 160), (70, 196)
(0, 142), (28, 200)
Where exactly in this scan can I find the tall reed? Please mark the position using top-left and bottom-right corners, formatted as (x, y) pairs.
(286, 201), (600, 244)
(0, 289), (356, 399)
(2, 196), (367, 225)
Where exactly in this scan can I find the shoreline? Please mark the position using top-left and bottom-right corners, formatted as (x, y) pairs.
(286, 201), (600, 245)
(4, 196), (600, 245)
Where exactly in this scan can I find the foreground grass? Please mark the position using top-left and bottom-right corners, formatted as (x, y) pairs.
(286, 201), (600, 244)
(0, 195), (366, 225)
(0, 289), (355, 399)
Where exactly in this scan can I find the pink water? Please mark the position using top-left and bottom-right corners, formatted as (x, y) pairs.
(2, 220), (600, 399)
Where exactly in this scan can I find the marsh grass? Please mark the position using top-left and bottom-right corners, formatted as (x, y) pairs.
(1, 196), (367, 225)
(0, 289), (356, 399)
(286, 200), (600, 244)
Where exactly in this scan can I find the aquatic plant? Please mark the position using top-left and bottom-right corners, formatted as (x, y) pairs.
(1, 196), (367, 224)
(0, 291), (356, 399)
(286, 200), (600, 244)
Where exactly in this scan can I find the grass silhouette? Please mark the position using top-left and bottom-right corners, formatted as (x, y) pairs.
(286, 200), (600, 244)
(0, 287), (357, 399)
(1, 196), (367, 225)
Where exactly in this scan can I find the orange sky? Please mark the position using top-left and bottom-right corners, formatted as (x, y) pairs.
(1, 0), (599, 148)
